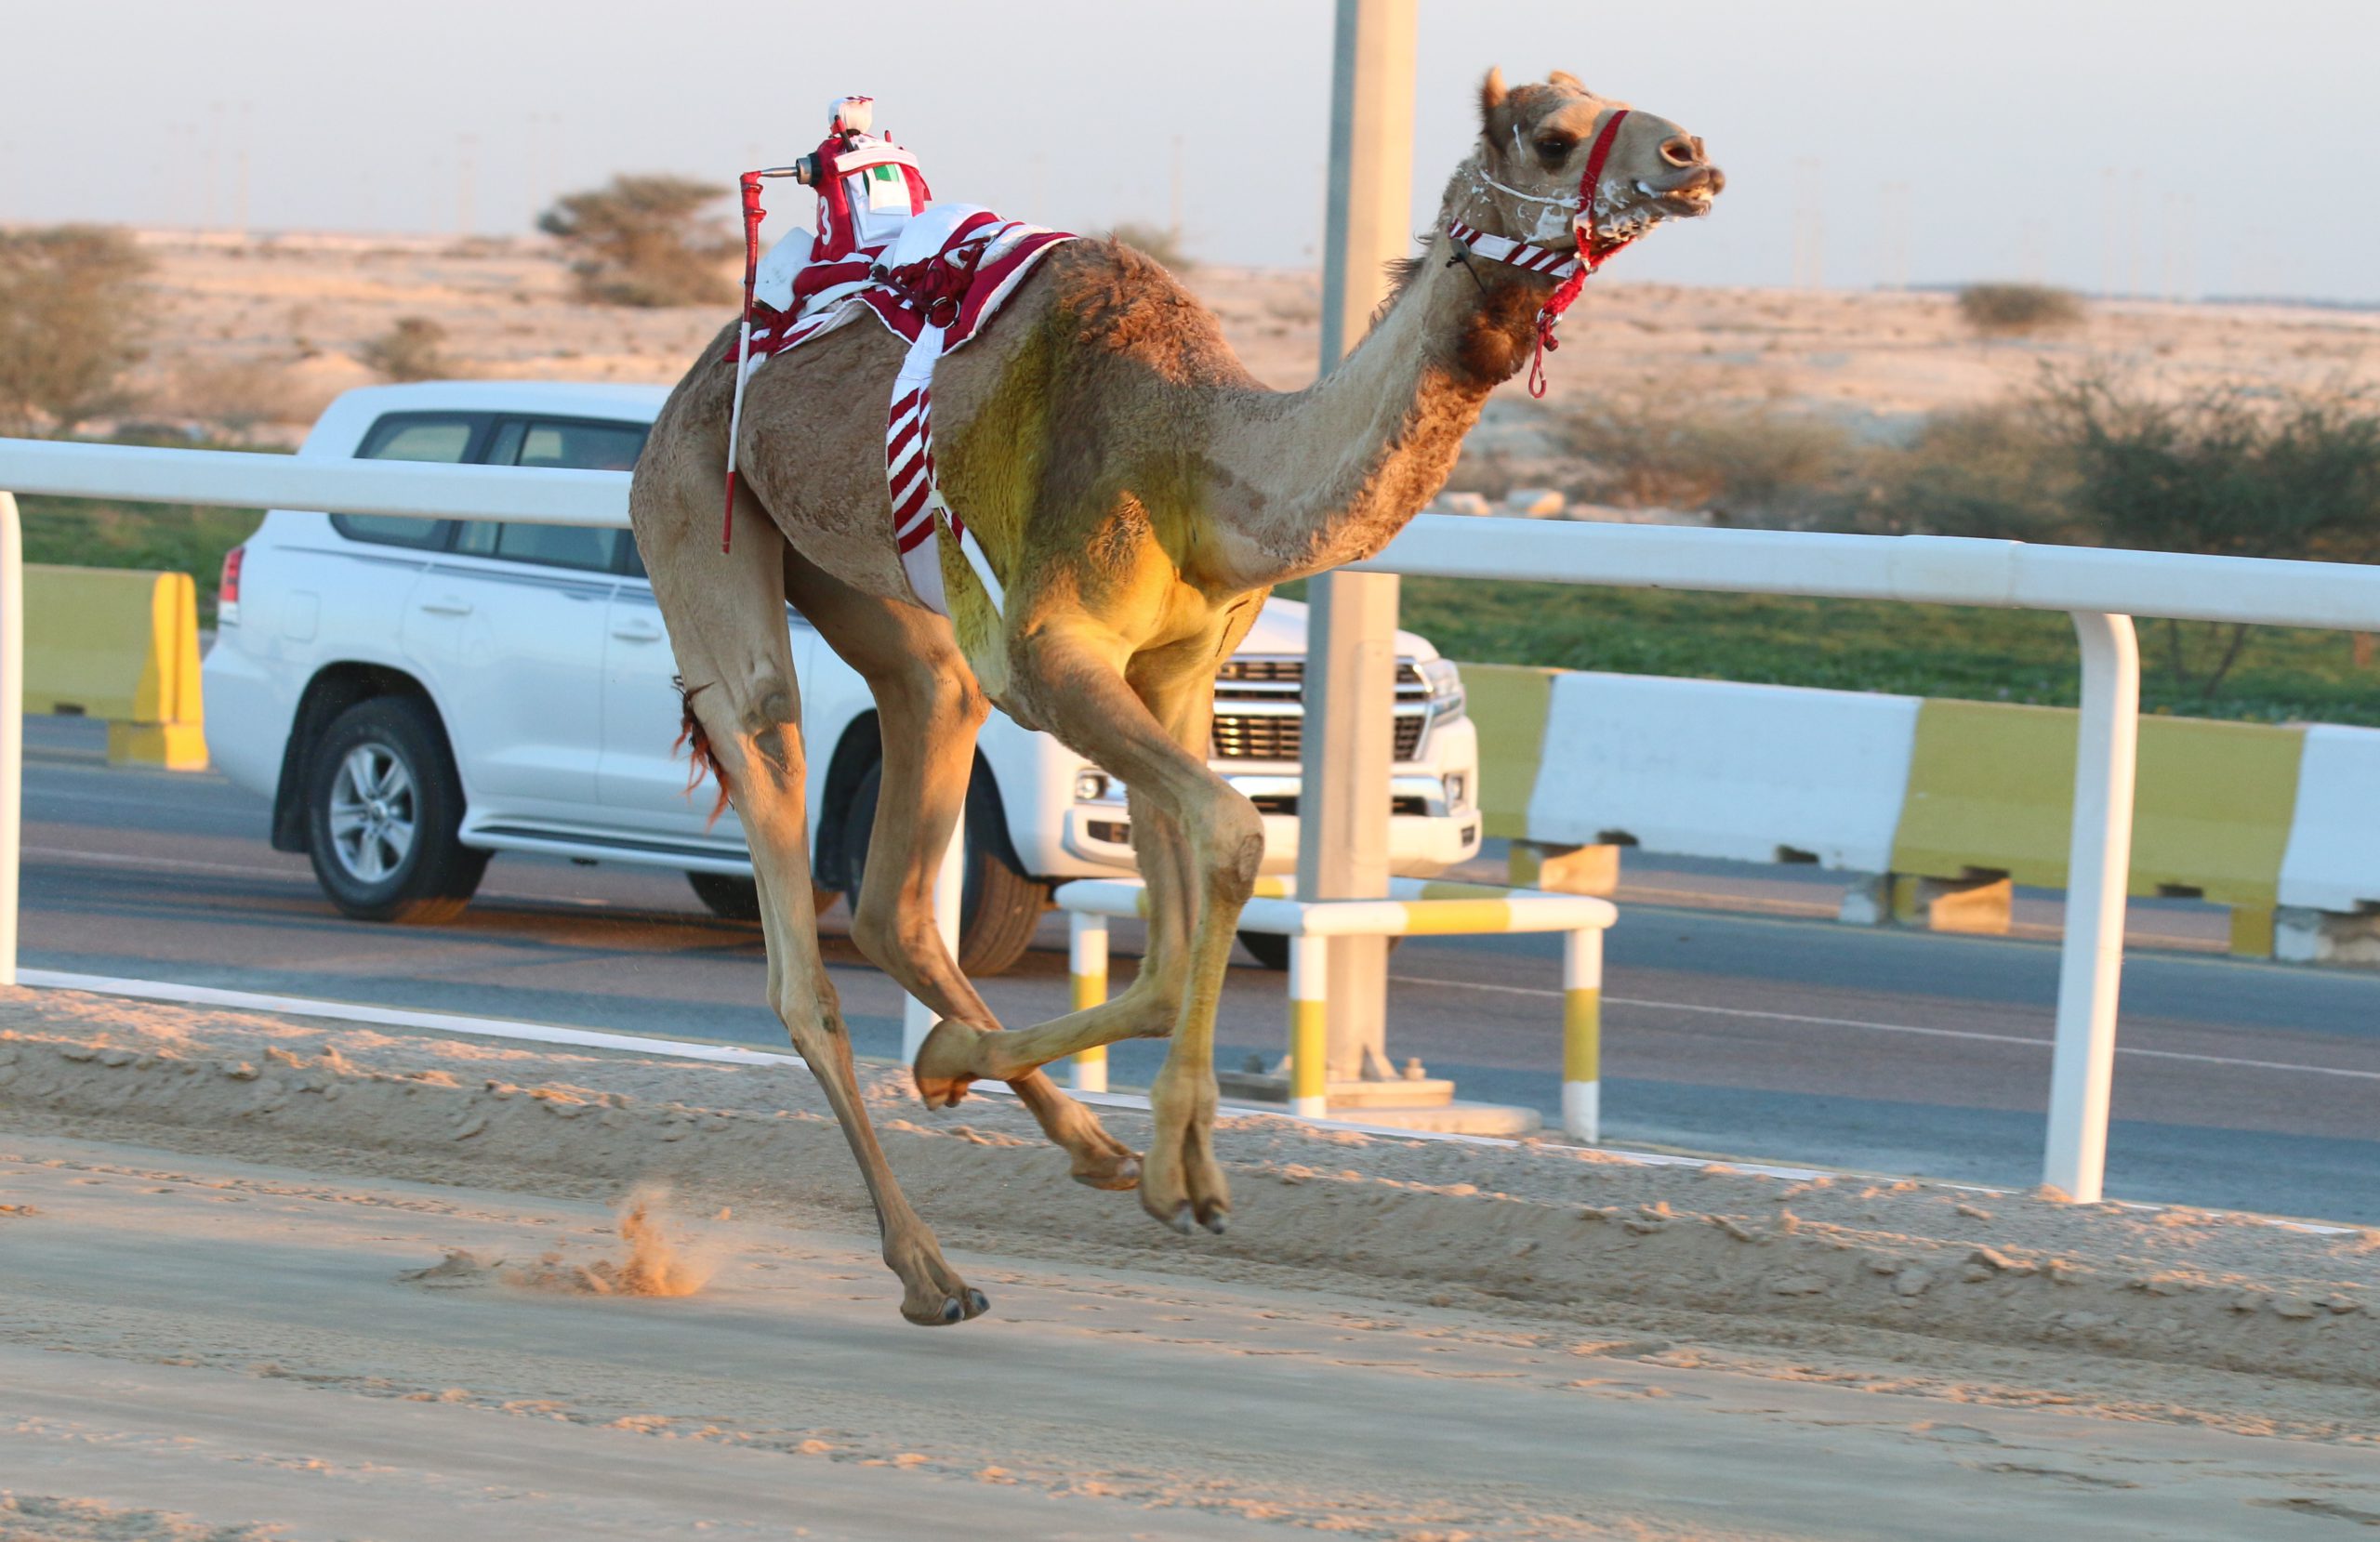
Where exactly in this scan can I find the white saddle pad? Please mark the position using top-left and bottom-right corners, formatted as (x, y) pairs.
(750, 224), (816, 313)
(883, 202), (994, 270)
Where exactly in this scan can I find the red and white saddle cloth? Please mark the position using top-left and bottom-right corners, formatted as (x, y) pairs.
(738, 200), (1073, 616)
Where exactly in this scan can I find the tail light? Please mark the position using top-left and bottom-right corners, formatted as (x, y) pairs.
(218, 545), (245, 625)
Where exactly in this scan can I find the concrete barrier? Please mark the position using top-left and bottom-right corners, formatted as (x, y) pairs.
(24, 565), (206, 770)
(1530, 672), (1921, 869)
(1889, 702), (2303, 950)
(1466, 664), (1920, 880)
(1468, 664), (2364, 960)
(2275, 724), (2380, 964)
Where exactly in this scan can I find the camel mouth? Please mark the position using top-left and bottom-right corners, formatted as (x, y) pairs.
(1632, 171), (1722, 219)
(1584, 191), (1682, 257)
(1583, 170), (1720, 256)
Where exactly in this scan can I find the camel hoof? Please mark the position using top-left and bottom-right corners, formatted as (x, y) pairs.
(1164, 1202), (1197, 1235)
(902, 1297), (972, 1327)
(964, 1287), (991, 1317)
(1200, 1209), (1228, 1236)
(1071, 1152), (1143, 1193)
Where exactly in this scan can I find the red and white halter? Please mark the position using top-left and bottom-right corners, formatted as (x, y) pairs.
(1446, 108), (1635, 398)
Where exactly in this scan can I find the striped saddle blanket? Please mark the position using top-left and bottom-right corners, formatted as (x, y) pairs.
(738, 204), (1073, 616)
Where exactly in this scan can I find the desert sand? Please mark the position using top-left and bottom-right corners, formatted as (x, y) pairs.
(4, 986), (2376, 1538)
(128, 229), (2380, 462)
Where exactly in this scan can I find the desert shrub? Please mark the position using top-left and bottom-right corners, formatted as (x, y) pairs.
(0, 225), (153, 433)
(537, 175), (738, 308)
(1858, 402), (2083, 542)
(2043, 372), (2380, 694)
(1957, 283), (2084, 336)
(1560, 382), (1856, 522)
(2045, 374), (2380, 562)
(1105, 222), (1195, 273)
(359, 317), (456, 382)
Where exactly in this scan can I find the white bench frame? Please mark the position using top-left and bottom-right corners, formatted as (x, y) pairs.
(1053, 876), (1616, 1139)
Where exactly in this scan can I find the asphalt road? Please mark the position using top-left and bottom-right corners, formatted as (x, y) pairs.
(19, 716), (2380, 1222)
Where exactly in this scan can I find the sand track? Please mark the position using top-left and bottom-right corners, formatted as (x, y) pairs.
(3, 987), (2378, 1537)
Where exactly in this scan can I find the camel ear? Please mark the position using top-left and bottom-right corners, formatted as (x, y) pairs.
(1548, 70), (1587, 93)
(1478, 67), (1511, 154)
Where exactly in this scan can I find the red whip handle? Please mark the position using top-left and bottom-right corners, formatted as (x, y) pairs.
(722, 173), (768, 553)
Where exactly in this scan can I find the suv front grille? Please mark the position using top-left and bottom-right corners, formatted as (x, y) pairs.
(1209, 713), (1426, 762)
(1210, 654), (1433, 763)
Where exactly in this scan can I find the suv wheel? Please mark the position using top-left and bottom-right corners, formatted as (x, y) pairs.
(304, 697), (487, 923)
(839, 759), (1049, 976)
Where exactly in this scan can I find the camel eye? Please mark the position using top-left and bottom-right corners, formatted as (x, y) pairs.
(1535, 138), (1576, 165)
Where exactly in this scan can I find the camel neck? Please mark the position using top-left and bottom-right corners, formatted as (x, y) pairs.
(1197, 182), (1550, 591)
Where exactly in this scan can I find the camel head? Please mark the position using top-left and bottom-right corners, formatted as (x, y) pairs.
(1467, 68), (1724, 263)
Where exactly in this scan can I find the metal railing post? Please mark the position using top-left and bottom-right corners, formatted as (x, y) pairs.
(1561, 925), (1602, 1141)
(1069, 909), (1109, 1092)
(2043, 611), (2140, 1201)
(1288, 932), (1329, 1118)
(0, 492), (19, 988)
(899, 815), (963, 1064)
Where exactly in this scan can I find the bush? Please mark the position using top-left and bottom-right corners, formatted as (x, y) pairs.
(1858, 402), (2083, 542)
(359, 317), (456, 382)
(1559, 382), (1856, 522)
(1105, 222), (1195, 273)
(537, 175), (738, 308)
(2045, 373), (2380, 562)
(2042, 371), (2380, 694)
(1957, 283), (2085, 336)
(0, 225), (153, 434)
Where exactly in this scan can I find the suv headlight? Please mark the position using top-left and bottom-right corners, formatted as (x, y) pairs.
(1418, 657), (1466, 726)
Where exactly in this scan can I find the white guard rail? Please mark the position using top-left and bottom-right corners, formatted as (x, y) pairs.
(7, 442), (2380, 1203)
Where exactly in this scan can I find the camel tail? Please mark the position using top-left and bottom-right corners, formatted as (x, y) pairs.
(672, 678), (734, 830)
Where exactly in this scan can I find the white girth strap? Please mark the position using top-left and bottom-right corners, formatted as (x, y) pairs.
(887, 325), (1006, 619)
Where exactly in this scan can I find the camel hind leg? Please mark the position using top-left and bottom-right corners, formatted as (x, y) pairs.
(633, 476), (985, 1325)
(780, 550), (1141, 1192)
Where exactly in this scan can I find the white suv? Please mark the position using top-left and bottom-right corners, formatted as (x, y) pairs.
(203, 383), (1483, 973)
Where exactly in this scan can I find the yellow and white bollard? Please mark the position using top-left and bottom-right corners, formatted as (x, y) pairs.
(1069, 910), (1108, 1093)
(1561, 926), (1603, 1142)
(1287, 931), (1329, 1119)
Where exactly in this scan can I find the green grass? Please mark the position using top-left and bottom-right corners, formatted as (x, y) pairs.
(13, 434), (278, 624)
(1387, 577), (2380, 727)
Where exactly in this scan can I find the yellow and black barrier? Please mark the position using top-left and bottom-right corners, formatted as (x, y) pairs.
(25, 564), (207, 771)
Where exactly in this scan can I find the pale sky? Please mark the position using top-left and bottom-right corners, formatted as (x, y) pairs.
(5, 0), (2376, 301)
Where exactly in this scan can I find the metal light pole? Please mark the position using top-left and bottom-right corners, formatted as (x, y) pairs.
(1301, 0), (1414, 1085)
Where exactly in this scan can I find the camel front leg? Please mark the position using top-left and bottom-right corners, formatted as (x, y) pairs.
(914, 627), (1260, 1233)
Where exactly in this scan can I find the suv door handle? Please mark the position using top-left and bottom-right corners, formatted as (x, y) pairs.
(418, 596), (474, 616)
(611, 619), (665, 643)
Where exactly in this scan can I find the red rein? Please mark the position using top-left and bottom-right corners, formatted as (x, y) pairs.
(1527, 108), (1633, 399)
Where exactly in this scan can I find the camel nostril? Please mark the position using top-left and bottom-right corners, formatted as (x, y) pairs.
(1659, 136), (1700, 168)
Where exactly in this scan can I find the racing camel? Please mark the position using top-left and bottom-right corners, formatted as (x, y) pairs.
(628, 69), (1724, 1325)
